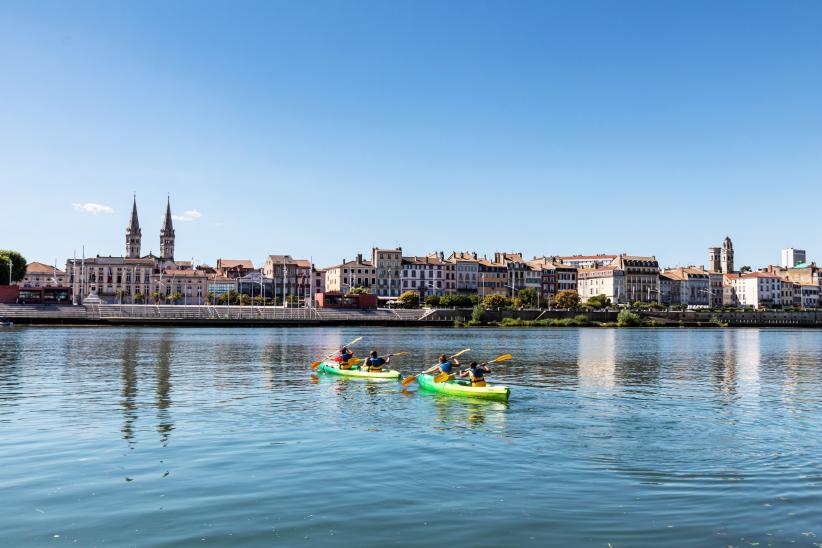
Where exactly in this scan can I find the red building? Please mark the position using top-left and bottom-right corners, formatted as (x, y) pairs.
(315, 292), (378, 309)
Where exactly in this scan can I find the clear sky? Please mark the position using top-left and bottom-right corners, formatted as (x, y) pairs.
(1, 1), (820, 269)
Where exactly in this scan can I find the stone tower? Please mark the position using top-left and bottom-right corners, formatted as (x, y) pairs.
(160, 197), (175, 260)
(125, 195), (142, 258)
(721, 236), (734, 274)
(708, 247), (721, 273)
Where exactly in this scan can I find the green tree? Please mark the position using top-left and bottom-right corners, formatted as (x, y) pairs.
(398, 290), (420, 309)
(151, 291), (162, 304)
(169, 292), (182, 304)
(471, 304), (484, 323)
(223, 289), (239, 304)
(509, 296), (523, 309)
(424, 295), (441, 307)
(348, 286), (369, 295)
(440, 294), (474, 307)
(739, 265), (752, 273)
(253, 295), (265, 305)
(617, 309), (641, 327)
(584, 294), (611, 309)
(0, 250), (27, 284)
(133, 292), (145, 304)
(205, 292), (215, 304)
(553, 290), (580, 309)
(239, 293), (251, 306)
(517, 287), (539, 308)
(482, 294), (510, 309)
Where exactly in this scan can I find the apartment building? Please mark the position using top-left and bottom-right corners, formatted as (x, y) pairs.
(401, 253), (456, 297)
(448, 251), (480, 293)
(727, 272), (783, 308)
(325, 254), (376, 293)
(371, 247), (403, 299)
(577, 266), (626, 304)
(611, 255), (660, 303)
(19, 262), (67, 288)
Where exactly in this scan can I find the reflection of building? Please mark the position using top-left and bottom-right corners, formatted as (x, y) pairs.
(577, 329), (616, 390)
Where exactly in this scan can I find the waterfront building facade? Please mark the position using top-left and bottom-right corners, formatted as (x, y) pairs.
(262, 255), (312, 302)
(476, 258), (507, 297)
(371, 247), (403, 299)
(216, 259), (255, 279)
(660, 267), (710, 307)
(448, 251), (480, 293)
(325, 254), (376, 293)
(555, 254), (617, 269)
(401, 253), (456, 298)
(528, 257), (578, 301)
(577, 266), (626, 304)
(610, 254), (660, 303)
(19, 262), (67, 288)
(727, 272), (783, 308)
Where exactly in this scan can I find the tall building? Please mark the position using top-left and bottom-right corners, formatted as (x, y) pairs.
(125, 196), (141, 259)
(781, 248), (807, 268)
(708, 237), (734, 274)
(721, 237), (734, 274)
(160, 197), (175, 261)
(371, 247), (403, 298)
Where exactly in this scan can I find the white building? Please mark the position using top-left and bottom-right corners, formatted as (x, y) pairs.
(448, 251), (480, 293)
(19, 262), (67, 288)
(800, 284), (819, 309)
(727, 272), (783, 308)
(556, 255), (617, 269)
(577, 266), (626, 305)
(401, 253), (456, 297)
(781, 248), (807, 268)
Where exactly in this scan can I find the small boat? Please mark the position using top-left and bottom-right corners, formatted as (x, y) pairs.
(317, 359), (401, 380)
(417, 373), (510, 401)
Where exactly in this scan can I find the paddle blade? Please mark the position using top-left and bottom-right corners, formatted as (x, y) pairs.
(390, 352), (410, 357)
(310, 360), (323, 369)
(347, 358), (362, 365)
(450, 348), (471, 359)
(433, 372), (452, 383)
(492, 354), (513, 363)
(401, 375), (417, 387)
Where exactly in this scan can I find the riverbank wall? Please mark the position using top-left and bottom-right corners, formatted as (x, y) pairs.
(2, 304), (821, 328)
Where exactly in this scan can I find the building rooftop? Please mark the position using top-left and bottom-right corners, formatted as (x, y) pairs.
(26, 262), (66, 275)
(217, 259), (254, 269)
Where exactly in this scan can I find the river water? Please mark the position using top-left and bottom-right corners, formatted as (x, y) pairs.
(1, 326), (822, 546)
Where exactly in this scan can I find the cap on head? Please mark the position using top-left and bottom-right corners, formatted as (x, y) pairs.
(370, 350), (378, 358)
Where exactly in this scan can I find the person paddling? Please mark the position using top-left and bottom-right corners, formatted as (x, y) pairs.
(335, 346), (355, 369)
(364, 350), (391, 372)
(423, 354), (459, 379)
(459, 361), (490, 387)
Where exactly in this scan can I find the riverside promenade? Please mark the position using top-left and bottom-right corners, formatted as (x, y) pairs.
(2, 304), (822, 327)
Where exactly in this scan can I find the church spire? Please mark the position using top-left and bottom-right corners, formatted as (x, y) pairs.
(160, 195), (175, 260)
(125, 194), (142, 258)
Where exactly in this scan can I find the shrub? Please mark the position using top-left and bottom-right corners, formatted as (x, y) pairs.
(617, 309), (641, 327)
(424, 295), (441, 307)
(482, 294), (511, 309)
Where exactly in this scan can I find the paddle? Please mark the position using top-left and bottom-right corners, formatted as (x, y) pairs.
(433, 353), (513, 383)
(401, 349), (471, 386)
(310, 336), (363, 369)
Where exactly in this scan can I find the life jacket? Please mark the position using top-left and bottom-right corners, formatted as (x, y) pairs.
(437, 361), (453, 374)
(366, 357), (385, 372)
(468, 368), (486, 386)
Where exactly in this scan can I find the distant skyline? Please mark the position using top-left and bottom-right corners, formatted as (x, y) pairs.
(1, 1), (820, 269)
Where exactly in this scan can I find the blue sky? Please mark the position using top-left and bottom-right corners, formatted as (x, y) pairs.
(1, 1), (820, 269)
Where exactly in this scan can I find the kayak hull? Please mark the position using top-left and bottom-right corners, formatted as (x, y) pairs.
(417, 373), (510, 401)
(318, 360), (401, 380)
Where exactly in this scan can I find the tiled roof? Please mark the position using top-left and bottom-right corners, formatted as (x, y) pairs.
(218, 259), (254, 269)
(26, 262), (66, 275)
(267, 255), (311, 268)
(556, 254), (617, 261)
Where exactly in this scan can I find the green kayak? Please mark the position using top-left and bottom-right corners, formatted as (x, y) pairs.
(417, 373), (510, 401)
(317, 360), (401, 380)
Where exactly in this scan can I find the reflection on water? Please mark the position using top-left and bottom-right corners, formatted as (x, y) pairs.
(2, 326), (822, 547)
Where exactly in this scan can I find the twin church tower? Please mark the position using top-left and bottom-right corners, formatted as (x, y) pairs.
(124, 196), (176, 261)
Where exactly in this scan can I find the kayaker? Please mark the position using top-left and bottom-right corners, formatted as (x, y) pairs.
(335, 346), (355, 369)
(459, 361), (490, 387)
(423, 354), (459, 379)
(364, 350), (391, 372)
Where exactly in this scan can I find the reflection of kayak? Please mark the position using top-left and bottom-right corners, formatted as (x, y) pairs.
(317, 360), (401, 380)
(417, 373), (510, 401)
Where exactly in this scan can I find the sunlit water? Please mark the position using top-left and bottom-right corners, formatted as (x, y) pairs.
(2, 326), (822, 546)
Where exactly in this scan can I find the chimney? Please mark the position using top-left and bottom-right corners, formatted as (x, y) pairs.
(356, 253), (362, 264)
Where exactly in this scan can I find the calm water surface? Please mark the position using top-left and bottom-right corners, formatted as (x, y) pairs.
(2, 327), (822, 547)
